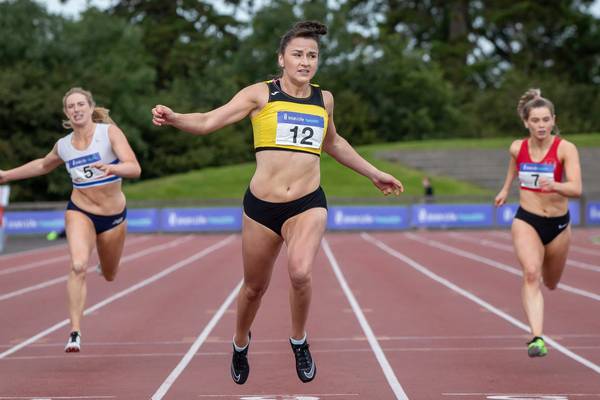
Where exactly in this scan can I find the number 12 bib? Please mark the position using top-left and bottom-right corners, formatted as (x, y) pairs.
(275, 111), (324, 149)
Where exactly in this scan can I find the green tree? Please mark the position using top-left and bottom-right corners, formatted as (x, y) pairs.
(0, 1), (155, 200)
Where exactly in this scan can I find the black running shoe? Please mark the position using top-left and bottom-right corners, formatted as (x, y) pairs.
(230, 332), (250, 385)
(290, 339), (316, 383)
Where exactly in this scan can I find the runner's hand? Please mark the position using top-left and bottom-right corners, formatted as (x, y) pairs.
(494, 190), (508, 207)
(152, 105), (176, 126)
(372, 171), (404, 196)
(90, 163), (112, 177)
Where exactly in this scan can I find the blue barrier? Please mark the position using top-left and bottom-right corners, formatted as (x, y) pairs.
(128, 209), (160, 233)
(3, 200), (591, 234)
(586, 202), (600, 225)
(411, 204), (493, 228)
(328, 206), (409, 230)
(5, 211), (65, 234)
(160, 207), (242, 232)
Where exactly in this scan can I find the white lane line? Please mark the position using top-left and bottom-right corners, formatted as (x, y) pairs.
(196, 395), (360, 398)
(0, 243), (67, 260)
(0, 254), (70, 276)
(405, 233), (600, 302)
(0, 396), (115, 399)
(570, 244), (600, 257)
(0, 236), (194, 302)
(449, 232), (600, 273)
(0, 235), (235, 359)
(362, 233), (600, 375)
(14, 332), (595, 348)
(0, 236), (151, 276)
(443, 393), (600, 398)
(322, 238), (409, 400)
(7, 344), (600, 361)
(150, 279), (243, 400)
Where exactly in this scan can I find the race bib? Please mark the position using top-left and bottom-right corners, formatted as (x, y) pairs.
(275, 111), (324, 149)
(67, 152), (105, 183)
(519, 163), (554, 189)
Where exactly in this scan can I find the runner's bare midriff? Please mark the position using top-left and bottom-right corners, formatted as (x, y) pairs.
(70, 182), (126, 215)
(520, 190), (568, 217)
(250, 150), (321, 202)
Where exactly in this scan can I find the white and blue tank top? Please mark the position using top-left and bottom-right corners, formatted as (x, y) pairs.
(57, 123), (121, 189)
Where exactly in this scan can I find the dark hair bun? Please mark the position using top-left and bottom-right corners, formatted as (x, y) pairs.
(294, 21), (327, 36)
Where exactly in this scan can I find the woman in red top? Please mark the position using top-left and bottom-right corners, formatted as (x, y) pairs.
(495, 88), (582, 357)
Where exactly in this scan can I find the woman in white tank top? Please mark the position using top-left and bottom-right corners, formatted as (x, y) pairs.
(0, 87), (141, 352)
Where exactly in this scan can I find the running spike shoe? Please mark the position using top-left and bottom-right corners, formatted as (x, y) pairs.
(527, 336), (548, 357)
(290, 339), (316, 383)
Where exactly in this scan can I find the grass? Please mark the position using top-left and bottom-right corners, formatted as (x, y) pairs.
(124, 133), (600, 203)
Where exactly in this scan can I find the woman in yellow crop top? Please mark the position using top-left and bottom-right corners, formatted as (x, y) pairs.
(151, 20), (403, 384)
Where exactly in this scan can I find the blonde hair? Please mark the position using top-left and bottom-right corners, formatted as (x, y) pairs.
(62, 87), (115, 129)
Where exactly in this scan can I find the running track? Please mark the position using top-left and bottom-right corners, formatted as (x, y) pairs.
(1, 229), (600, 399)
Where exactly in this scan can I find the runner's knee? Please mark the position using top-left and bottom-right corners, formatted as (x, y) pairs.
(288, 264), (312, 289)
(242, 282), (268, 302)
(71, 260), (88, 275)
(523, 267), (541, 285)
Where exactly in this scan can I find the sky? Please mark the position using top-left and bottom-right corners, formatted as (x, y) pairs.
(41, 0), (600, 18)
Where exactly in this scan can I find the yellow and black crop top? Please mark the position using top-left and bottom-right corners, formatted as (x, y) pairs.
(251, 79), (329, 156)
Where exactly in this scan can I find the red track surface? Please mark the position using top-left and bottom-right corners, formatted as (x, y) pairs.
(1, 229), (599, 399)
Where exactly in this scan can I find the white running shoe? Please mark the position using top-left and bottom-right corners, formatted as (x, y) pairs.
(65, 331), (81, 353)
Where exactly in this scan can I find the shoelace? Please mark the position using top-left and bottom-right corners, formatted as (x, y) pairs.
(293, 343), (311, 369)
(69, 332), (79, 343)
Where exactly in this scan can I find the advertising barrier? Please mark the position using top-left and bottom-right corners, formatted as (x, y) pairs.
(5, 210), (65, 234)
(411, 203), (493, 228)
(127, 208), (160, 233)
(160, 207), (242, 232)
(327, 206), (410, 230)
(586, 201), (600, 225)
(2, 200), (594, 234)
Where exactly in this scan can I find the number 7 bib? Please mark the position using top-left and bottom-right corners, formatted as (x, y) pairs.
(519, 163), (555, 189)
(276, 111), (324, 149)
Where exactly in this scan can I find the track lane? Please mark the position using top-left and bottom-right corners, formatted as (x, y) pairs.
(0, 234), (240, 398)
(360, 231), (600, 396)
(156, 237), (404, 399)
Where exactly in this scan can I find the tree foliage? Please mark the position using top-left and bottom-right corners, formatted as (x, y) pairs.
(0, 0), (598, 200)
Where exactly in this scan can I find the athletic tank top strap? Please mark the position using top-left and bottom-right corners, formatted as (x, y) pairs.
(516, 138), (531, 163)
(267, 79), (325, 107)
(547, 135), (562, 159)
